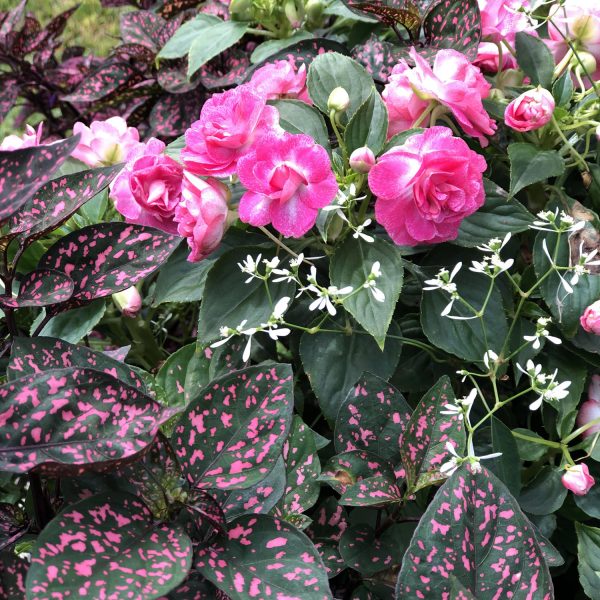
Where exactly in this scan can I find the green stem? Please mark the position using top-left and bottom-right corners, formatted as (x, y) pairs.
(551, 115), (588, 170)
(512, 430), (562, 449)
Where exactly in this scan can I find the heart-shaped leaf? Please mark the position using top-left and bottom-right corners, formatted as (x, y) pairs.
(38, 223), (179, 312)
(172, 364), (294, 490)
(0, 269), (74, 309)
(0, 367), (174, 474)
(26, 491), (192, 599)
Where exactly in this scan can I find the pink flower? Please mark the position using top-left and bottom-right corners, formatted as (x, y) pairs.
(0, 123), (43, 151)
(237, 131), (338, 238)
(72, 117), (142, 167)
(504, 87), (555, 132)
(112, 286), (142, 318)
(182, 84), (280, 178)
(110, 138), (183, 234)
(349, 146), (376, 173)
(561, 463), (595, 495)
(368, 127), (487, 246)
(383, 48), (496, 147)
(249, 60), (311, 104)
(576, 376), (600, 438)
(581, 299), (600, 334)
(175, 172), (230, 262)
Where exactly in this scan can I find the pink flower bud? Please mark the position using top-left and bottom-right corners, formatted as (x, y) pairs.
(0, 123), (43, 151)
(561, 463), (595, 495)
(504, 87), (555, 132)
(112, 286), (142, 318)
(349, 146), (376, 173)
(576, 375), (600, 438)
(580, 299), (600, 334)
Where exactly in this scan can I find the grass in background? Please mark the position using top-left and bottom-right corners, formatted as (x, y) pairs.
(0, 0), (126, 56)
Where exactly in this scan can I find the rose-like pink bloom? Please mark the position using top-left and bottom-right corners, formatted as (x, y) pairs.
(504, 87), (555, 132)
(349, 146), (376, 173)
(237, 131), (338, 238)
(548, 0), (600, 82)
(175, 172), (230, 262)
(182, 84), (280, 178)
(110, 138), (183, 234)
(368, 127), (487, 246)
(72, 117), (142, 167)
(581, 299), (600, 334)
(576, 375), (600, 438)
(383, 48), (496, 147)
(561, 463), (595, 495)
(112, 286), (142, 318)
(249, 60), (311, 104)
(0, 123), (43, 151)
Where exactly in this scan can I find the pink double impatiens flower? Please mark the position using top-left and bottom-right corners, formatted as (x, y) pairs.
(505, 88), (555, 132)
(248, 59), (311, 104)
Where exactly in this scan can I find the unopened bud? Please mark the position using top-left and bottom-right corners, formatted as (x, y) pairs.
(496, 68), (524, 90)
(573, 51), (597, 75)
(328, 87), (350, 112)
(349, 146), (376, 173)
(305, 0), (324, 25)
(229, 0), (253, 20)
(488, 88), (506, 101)
(112, 286), (142, 318)
(284, 0), (304, 29)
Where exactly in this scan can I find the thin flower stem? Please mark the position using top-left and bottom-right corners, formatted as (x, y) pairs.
(563, 416), (600, 444)
(551, 115), (588, 170)
(512, 430), (562, 449)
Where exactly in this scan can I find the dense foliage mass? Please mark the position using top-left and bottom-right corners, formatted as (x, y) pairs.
(1, 0), (600, 598)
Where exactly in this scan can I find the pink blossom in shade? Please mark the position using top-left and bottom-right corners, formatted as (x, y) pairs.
(174, 172), (230, 262)
(368, 127), (487, 246)
(109, 138), (183, 234)
(576, 379), (600, 438)
(580, 299), (600, 335)
(504, 87), (555, 132)
(0, 123), (43, 150)
(561, 463), (595, 495)
(112, 286), (142, 318)
(547, 0), (600, 82)
(71, 117), (142, 167)
(181, 83), (280, 178)
(249, 60), (312, 104)
(237, 131), (338, 238)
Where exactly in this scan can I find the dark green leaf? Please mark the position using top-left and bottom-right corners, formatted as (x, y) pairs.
(508, 143), (564, 196)
(576, 522), (600, 599)
(519, 466), (567, 515)
(344, 89), (388, 155)
(271, 99), (331, 152)
(515, 32), (555, 90)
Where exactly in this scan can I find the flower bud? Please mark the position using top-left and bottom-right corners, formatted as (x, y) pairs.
(284, 0), (304, 29)
(328, 87), (350, 112)
(488, 88), (505, 101)
(580, 299), (600, 334)
(573, 51), (598, 75)
(576, 375), (600, 438)
(305, 0), (325, 27)
(496, 68), (524, 90)
(349, 146), (376, 173)
(504, 87), (555, 132)
(112, 286), (142, 318)
(561, 463), (595, 496)
(229, 0), (253, 20)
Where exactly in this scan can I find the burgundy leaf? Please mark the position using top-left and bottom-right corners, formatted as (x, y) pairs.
(344, 0), (421, 38)
(11, 16), (41, 57)
(0, 367), (176, 475)
(9, 164), (122, 241)
(149, 90), (206, 137)
(8, 336), (147, 392)
(396, 466), (559, 598)
(0, 75), (18, 120)
(183, 488), (227, 538)
(196, 514), (332, 600)
(27, 491), (193, 599)
(172, 364), (294, 491)
(38, 222), (179, 312)
(0, 269), (74, 309)
(0, 551), (27, 599)
(100, 0), (154, 7)
(352, 35), (406, 82)
(198, 49), (251, 90)
(159, 0), (205, 19)
(0, 0), (26, 45)
(19, 6), (78, 55)
(0, 136), (79, 226)
(0, 503), (27, 551)
(157, 61), (199, 93)
(113, 42), (157, 63)
(120, 10), (166, 50)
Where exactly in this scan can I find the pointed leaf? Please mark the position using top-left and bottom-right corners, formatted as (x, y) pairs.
(396, 466), (557, 599)
(172, 364), (294, 490)
(0, 552), (27, 600)
(195, 514), (332, 600)
(0, 368), (174, 474)
(509, 143), (565, 197)
(400, 375), (466, 492)
(339, 474), (403, 507)
(576, 522), (600, 600)
(26, 492), (192, 599)
(38, 223), (179, 311)
(0, 269), (74, 309)
(271, 99), (331, 153)
(515, 31), (555, 90)
(351, 36), (404, 83)
(344, 88), (389, 155)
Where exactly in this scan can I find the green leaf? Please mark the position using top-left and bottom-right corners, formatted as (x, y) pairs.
(553, 70), (574, 106)
(157, 14), (221, 59)
(344, 89), (388, 155)
(187, 20), (249, 78)
(307, 52), (375, 119)
(300, 322), (402, 422)
(271, 99), (331, 152)
(250, 31), (313, 64)
(513, 428), (548, 461)
(508, 142), (564, 196)
(574, 466), (600, 518)
(330, 237), (403, 348)
(33, 299), (106, 344)
(515, 31), (556, 89)
(454, 179), (533, 247)
(519, 466), (567, 515)
(489, 417), (521, 496)
(197, 247), (295, 344)
(576, 522), (600, 599)
(26, 492), (192, 599)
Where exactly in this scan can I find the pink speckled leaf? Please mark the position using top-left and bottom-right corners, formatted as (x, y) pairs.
(159, 0), (206, 19)
(182, 488), (227, 540)
(0, 367), (175, 475)
(344, 1), (421, 38)
(172, 364), (294, 491)
(306, 498), (349, 578)
(26, 491), (192, 599)
(198, 48), (251, 90)
(352, 35), (407, 82)
(149, 90), (206, 138)
(339, 473), (403, 507)
(335, 373), (411, 464)
(0, 551), (27, 599)
(195, 514), (332, 600)
(38, 222), (179, 312)
(399, 375), (466, 494)
(0, 136), (79, 225)
(0, 75), (18, 120)
(9, 164), (122, 241)
(120, 10), (166, 50)
(396, 465), (559, 599)
(0, 269), (74, 309)
(8, 335), (147, 391)
(0, 503), (27, 551)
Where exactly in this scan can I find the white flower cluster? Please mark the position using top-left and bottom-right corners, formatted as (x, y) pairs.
(516, 360), (572, 411)
(523, 316), (562, 350)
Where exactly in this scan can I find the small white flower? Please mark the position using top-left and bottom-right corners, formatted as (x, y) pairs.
(265, 324), (291, 340)
(483, 350), (498, 369)
(440, 442), (461, 477)
(272, 296), (291, 321)
(542, 238), (573, 294)
(272, 268), (295, 283)
(523, 316), (562, 349)
(238, 254), (262, 283)
(353, 219), (375, 243)
(263, 256), (280, 269)
(290, 253), (305, 268)
(477, 233), (511, 254)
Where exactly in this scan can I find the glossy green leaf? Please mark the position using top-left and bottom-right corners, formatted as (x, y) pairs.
(515, 32), (555, 90)
(508, 143), (564, 197)
(272, 99), (331, 152)
(344, 88), (388, 155)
